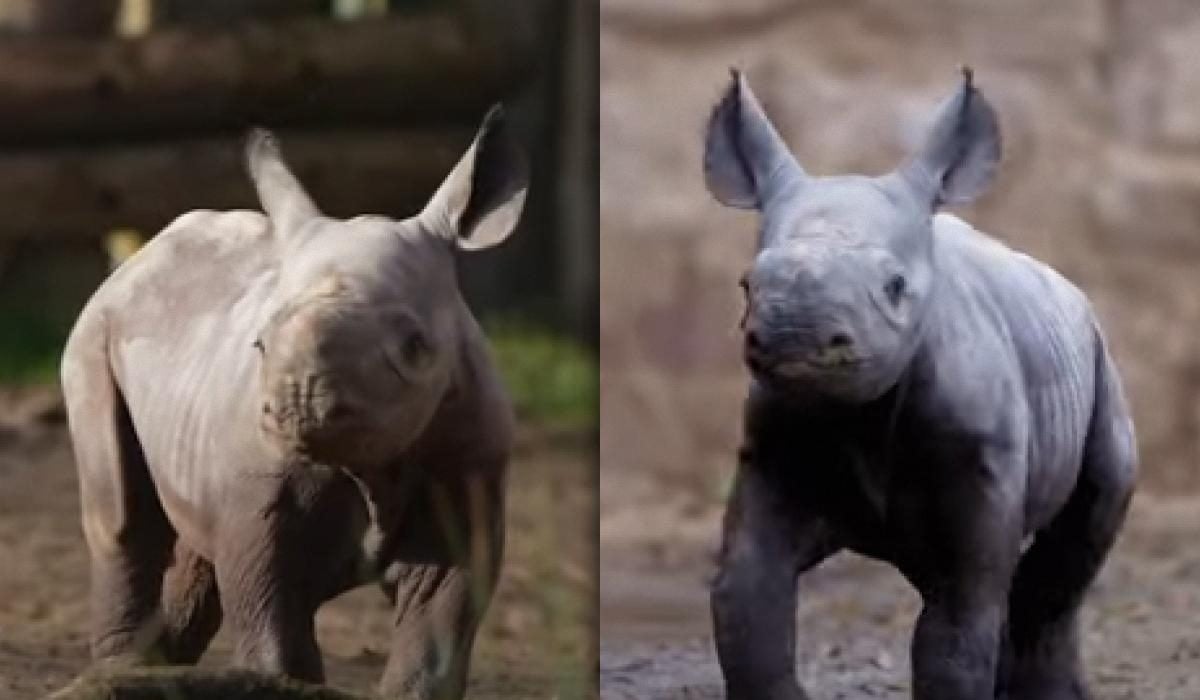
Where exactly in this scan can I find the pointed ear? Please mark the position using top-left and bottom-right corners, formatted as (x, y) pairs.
(901, 67), (1001, 208)
(704, 69), (804, 210)
(245, 128), (322, 236)
(420, 105), (528, 251)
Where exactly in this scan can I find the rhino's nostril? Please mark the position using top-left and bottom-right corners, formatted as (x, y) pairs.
(746, 329), (763, 351)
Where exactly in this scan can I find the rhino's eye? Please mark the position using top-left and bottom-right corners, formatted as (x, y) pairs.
(252, 338), (265, 355)
(884, 274), (906, 306)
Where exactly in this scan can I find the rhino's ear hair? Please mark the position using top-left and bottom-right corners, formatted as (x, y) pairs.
(420, 104), (528, 251)
(704, 69), (804, 210)
(245, 127), (322, 236)
(902, 66), (1001, 208)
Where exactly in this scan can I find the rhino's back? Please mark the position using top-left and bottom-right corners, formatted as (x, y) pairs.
(88, 209), (276, 332)
(931, 214), (1099, 531)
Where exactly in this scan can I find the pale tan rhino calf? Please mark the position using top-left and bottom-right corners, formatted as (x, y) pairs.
(60, 106), (527, 699)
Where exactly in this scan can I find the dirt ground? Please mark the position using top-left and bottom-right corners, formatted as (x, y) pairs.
(599, 469), (1200, 700)
(0, 388), (594, 699)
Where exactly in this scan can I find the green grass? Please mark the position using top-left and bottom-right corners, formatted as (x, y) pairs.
(484, 319), (597, 431)
(0, 308), (67, 386)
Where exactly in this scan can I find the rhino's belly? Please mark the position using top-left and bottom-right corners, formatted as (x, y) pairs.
(1021, 350), (1096, 535)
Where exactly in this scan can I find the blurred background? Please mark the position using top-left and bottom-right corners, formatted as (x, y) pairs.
(0, 1), (596, 698)
(600, 1), (1200, 698)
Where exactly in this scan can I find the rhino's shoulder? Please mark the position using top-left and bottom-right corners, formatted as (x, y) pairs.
(147, 209), (272, 264)
(91, 209), (273, 305)
(933, 213), (1089, 314)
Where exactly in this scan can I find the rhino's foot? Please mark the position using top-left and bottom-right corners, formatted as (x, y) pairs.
(379, 665), (466, 700)
(1004, 673), (1091, 700)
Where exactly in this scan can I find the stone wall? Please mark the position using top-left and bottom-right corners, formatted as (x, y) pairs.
(600, 0), (1200, 511)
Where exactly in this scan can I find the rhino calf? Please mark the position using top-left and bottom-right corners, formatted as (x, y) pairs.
(704, 69), (1136, 700)
(61, 107), (527, 699)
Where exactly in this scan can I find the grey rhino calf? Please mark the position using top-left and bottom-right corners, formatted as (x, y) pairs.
(704, 69), (1136, 700)
(61, 106), (526, 699)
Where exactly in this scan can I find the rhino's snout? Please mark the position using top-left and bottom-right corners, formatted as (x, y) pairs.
(744, 321), (862, 380)
(262, 373), (354, 448)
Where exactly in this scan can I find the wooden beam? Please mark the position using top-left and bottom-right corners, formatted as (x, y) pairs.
(0, 14), (529, 147)
(0, 128), (474, 240)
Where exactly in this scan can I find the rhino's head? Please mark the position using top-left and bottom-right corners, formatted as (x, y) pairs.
(250, 106), (526, 466)
(705, 68), (1000, 403)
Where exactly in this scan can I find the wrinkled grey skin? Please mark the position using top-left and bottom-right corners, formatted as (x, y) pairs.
(61, 106), (527, 700)
(704, 69), (1136, 700)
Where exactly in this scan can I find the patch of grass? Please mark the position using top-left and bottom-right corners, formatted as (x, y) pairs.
(484, 319), (596, 431)
(0, 308), (66, 386)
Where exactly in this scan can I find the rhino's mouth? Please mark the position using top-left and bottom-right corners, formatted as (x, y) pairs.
(747, 346), (865, 380)
(772, 355), (863, 379)
(746, 347), (888, 405)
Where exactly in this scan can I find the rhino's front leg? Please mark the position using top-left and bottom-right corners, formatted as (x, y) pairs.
(212, 473), (361, 683)
(380, 472), (504, 700)
(905, 448), (1025, 700)
(215, 525), (325, 683)
(711, 453), (839, 700)
(911, 589), (1006, 700)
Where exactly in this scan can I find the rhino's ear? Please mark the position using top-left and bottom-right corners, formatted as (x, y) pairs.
(902, 67), (1001, 208)
(704, 69), (804, 210)
(245, 128), (322, 236)
(421, 105), (528, 251)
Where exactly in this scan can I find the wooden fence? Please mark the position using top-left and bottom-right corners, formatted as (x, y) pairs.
(0, 0), (592, 338)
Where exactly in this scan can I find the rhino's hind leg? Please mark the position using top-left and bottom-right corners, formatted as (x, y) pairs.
(1000, 354), (1136, 700)
(379, 472), (504, 700)
(64, 358), (174, 665)
(158, 542), (222, 663)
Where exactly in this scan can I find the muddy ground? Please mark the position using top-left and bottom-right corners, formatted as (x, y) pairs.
(600, 470), (1200, 700)
(0, 388), (594, 699)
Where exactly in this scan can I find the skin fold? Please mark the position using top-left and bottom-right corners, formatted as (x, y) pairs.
(704, 69), (1136, 700)
(60, 106), (527, 700)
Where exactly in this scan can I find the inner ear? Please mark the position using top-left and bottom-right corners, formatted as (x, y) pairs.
(459, 109), (527, 240)
(420, 105), (529, 251)
(902, 67), (1001, 208)
(703, 69), (805, 210)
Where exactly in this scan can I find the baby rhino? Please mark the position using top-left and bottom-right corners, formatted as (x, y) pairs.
(61, 106), (527, 699)
(705, 69), (1135, 700)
